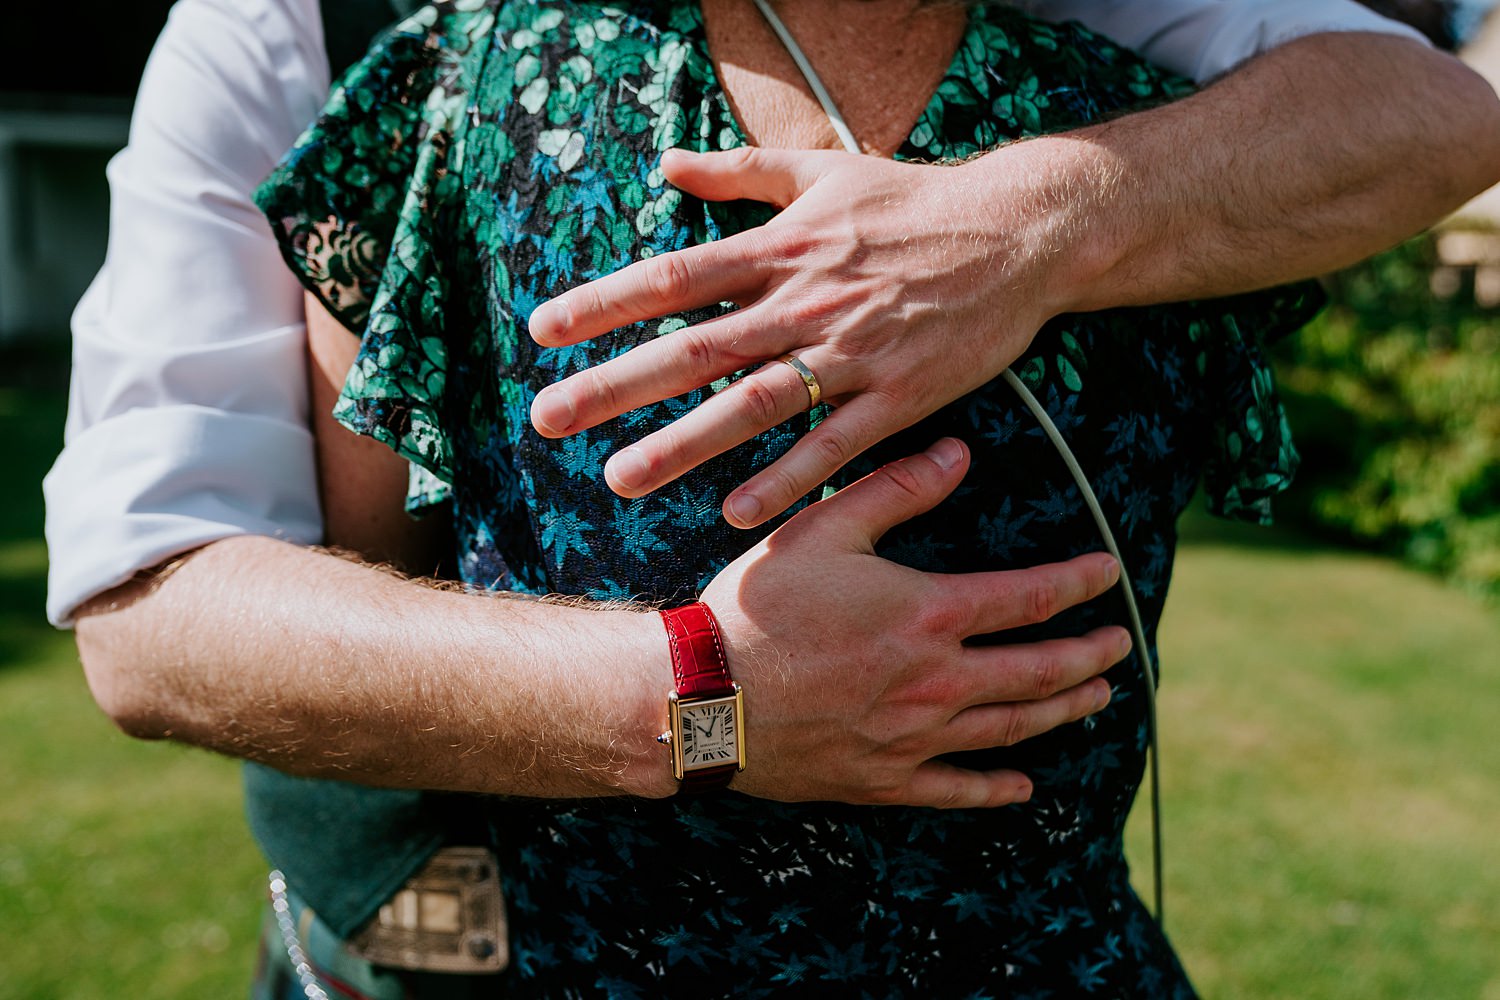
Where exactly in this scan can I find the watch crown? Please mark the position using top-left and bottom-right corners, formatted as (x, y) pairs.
(655, 730), (673, 746)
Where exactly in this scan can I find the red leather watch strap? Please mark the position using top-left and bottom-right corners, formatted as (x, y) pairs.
(661, 602), (733, 699)
(679, 760), (736, 793)
(660, 602), (738, 794)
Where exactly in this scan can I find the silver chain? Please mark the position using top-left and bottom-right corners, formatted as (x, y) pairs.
(268, 870), (332, 1000)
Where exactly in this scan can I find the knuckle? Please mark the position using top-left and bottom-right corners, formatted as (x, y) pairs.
(643, 253), (692, 305)
(997, 706), (1031, 748)
(932, 785), (965, 811)
(862, 774), (907, 806)
(786, 288), (848, 326)
(757, 461), (807, 512)
(674, 326), (718, 379)
(1023, 576), (1061, 625)
(735, 376), (785, 431)
(577, 281), (610, 327)
(873, 454), (925, 500)
(900, 670), (962, 714)
(579, 369), (620, 416)
(717, 320), (764, 365)
(770, 222), (819, 261)
(647, 426), (689, 472)
(725, 145), (759, 172)
(1027, 653), (1064, 700)
(911, 599), (968, 642)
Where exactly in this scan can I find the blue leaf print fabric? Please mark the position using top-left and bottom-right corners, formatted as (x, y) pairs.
(254, 1), (1323, 995)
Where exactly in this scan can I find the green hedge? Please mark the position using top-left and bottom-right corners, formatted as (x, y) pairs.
(1272, 236), (1500, 597)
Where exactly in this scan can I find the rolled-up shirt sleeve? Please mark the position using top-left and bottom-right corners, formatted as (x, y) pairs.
(43, 0), (331, 626)
(1022, 0), (1432, 83)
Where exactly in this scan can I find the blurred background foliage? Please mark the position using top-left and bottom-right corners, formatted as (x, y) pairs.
(1273, 235), (1500, 598)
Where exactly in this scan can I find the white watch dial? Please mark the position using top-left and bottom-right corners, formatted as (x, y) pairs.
(679, 699), (739, 771)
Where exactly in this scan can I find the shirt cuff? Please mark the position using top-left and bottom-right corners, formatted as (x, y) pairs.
(43, 406), (323, 627)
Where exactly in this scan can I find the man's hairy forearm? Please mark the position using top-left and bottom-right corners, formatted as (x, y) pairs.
(75, 536), (677, 799)
(74, 447), (1136, 812)
(1003, 33), (1500, 312)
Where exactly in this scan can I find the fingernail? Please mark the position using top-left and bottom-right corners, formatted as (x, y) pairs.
(1118, 630), (1134, 656)
(532, 391), (575, 435)
(531, 300), (571, 342)
(927, 438), (964, 470)
(610, 449), (650, 490)
(1016, 780), (1034, 802)
(726, 493), (762, 526)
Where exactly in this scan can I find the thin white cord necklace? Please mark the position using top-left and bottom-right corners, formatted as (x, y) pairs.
(746, 0), (1165, 926)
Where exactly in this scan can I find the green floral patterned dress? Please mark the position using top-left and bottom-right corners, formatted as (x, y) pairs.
(255, 2), (1320, 996)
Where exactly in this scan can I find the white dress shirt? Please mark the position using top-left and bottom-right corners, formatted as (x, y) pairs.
(42, 0), (1428, 626)
(1016, 0), (1427, 84)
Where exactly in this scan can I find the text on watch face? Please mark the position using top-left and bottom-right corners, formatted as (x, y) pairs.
(680, 700), (738, 769)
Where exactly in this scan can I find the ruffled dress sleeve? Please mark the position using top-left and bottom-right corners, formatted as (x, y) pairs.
(902, 7), (1325, 527)
(1188, 282), (1325, 525)
(254, 1), (499, 506)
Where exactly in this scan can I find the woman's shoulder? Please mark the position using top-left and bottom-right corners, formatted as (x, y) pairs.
(332, 0), (703, 124)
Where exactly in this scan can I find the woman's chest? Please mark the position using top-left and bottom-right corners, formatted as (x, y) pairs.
(435, 1), (1213, 594)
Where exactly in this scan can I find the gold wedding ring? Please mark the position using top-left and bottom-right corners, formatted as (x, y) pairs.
(775, 353), (822, 410)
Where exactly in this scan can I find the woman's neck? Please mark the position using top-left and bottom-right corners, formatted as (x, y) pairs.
(700, 0), (969, 157)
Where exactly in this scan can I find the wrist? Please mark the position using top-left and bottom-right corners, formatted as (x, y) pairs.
(658, 602), (745, 793)
(616, 600), (749, 798)
(964, 135), (1137, 316)
(612, 607), (682, 800)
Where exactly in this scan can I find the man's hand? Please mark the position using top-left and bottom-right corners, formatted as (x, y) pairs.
(529, 34), (1500, 529)
(694, 437), (1126, 809)
(530, 147), (1057, 529)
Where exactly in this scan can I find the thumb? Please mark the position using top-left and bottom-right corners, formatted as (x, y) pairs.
(661, 147), (827, 208)
(816, 439), (970, 545)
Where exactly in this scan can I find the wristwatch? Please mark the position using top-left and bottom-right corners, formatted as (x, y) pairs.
(655, 602), (746, 793)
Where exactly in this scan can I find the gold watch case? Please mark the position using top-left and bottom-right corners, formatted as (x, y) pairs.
(666, 684), (746, 780)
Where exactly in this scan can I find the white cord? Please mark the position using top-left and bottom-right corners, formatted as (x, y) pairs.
(1000, 372), (1164, 923)
(751, 0), (863, 154)
(748, 0), (1164, 924)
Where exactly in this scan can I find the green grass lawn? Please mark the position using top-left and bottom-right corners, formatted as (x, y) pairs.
(3, 366), (1497, 999)
(0, 372), (267, 1000)
(1135, 513), (1500, 999)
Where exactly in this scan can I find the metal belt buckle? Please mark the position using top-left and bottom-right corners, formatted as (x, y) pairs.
(345, 846), (508, 974)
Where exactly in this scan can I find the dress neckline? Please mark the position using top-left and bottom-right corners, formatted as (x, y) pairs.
(685, 0), (979, 162)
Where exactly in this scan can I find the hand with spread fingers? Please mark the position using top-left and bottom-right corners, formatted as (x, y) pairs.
(528, 145), (1067, 529)
(529, 30), (1500, 530)
(703, 438), (1128, 808)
